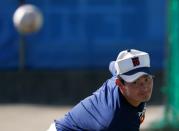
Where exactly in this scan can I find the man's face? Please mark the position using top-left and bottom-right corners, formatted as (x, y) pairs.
(123, 75), (153, 104)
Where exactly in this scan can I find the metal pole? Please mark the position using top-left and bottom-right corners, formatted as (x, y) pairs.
(165, 0), (179, 128)
(18, 0), (26, 71)
(19, 35), (25, 71)
(19, 0), (25, 5)
(149, 0), (179, 130)
(155, 0), (179, 129)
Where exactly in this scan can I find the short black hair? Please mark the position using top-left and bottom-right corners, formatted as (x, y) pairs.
(117, 76), (125, 85)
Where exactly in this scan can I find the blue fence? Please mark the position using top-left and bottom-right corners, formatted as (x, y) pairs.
(0, 0), (166, 70)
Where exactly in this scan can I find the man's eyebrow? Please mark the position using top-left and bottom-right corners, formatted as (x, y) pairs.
(142, 74), (150, 77)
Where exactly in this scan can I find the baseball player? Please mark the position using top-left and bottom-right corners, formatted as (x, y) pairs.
(47, 49), (153, 131)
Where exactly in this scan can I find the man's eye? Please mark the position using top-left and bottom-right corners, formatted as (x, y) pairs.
(145, 78), (148, 82)
(132, 81), (137, 84)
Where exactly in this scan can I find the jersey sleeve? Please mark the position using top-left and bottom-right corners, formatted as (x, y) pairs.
(55, 77), (119, 131)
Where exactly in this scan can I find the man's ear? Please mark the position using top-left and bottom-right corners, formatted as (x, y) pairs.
(116, 79), (124, 88)
(116, 79), (126, 93)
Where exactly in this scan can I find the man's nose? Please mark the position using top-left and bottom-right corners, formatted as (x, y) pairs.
(139, 81), (148, 90)
(139, 80), (145, 86)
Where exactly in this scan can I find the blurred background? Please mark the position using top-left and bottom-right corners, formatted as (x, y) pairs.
(0, 0), (166, 105)
(1, 0), (177, 131)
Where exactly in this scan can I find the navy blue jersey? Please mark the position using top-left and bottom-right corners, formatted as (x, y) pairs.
(55, 76), (145, 131)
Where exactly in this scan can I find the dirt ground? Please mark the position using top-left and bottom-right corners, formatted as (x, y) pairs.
(0, 104), (164, 131)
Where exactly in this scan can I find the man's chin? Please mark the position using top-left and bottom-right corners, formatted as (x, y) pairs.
(141, 95), (151, 102)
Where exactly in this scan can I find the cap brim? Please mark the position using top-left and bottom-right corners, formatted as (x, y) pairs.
(119, 67), (151, 83)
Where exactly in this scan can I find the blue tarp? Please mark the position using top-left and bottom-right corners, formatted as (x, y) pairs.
(0, 0), (166, 70)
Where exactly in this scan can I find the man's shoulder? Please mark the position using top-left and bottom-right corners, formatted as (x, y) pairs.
(107, 76), (117, 88)
(90, 76), (119, 109)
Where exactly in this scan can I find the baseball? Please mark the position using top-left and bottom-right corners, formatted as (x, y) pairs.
(13, 4), (43, 34)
